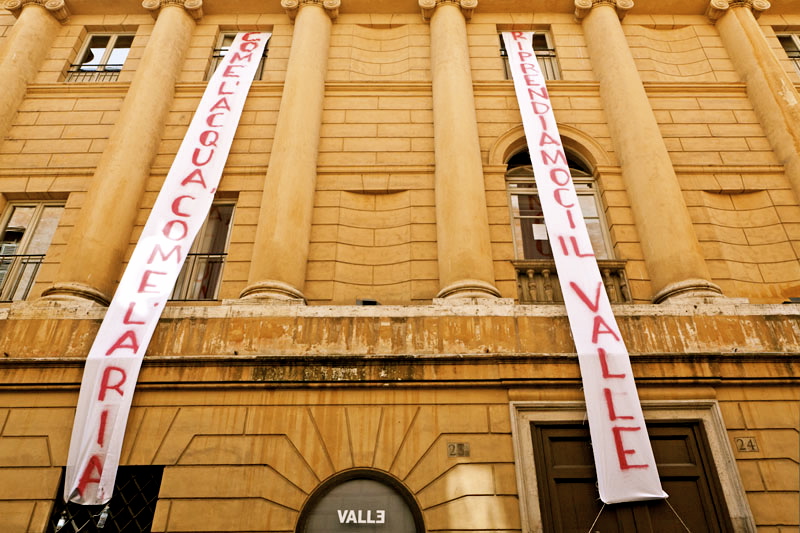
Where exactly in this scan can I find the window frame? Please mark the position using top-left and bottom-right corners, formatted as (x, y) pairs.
(66, 33), (135, 83)
(170, 202), (235, 301)
(0, 202), (64, 302)
(500, 31), (561, 81)
(777, 33), (800, 77)
(205, 32), (267, 81)
(505, 155), (614, 261)
(510, 400), (756, 533)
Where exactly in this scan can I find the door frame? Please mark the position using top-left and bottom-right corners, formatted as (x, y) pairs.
(510, 400), (756, 533)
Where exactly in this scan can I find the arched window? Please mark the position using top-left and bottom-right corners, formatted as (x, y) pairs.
(296, 470), (425, 533)
(506, 149), (613, 260)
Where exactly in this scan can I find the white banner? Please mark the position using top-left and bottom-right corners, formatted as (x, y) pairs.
(502, 32), (667, 504)
(64, 32), (271, 505)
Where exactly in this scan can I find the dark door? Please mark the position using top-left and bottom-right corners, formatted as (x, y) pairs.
(530, 421), (734, 533)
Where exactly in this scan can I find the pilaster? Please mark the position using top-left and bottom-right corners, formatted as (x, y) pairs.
(281, 0), (340, 21)
(41, 0), (198, 305)
(419, 0), (501, 300)
(575, 0), (722, 303)
(574, 0), (632, 21)
(142, 0), (204, 20)
(239, 0), (336, 303)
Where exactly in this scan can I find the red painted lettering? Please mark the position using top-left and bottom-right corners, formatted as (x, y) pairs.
(591, 315), (621, 343)
(553, 188), (574, 208)
(511, 31), (526, 40)
(210, 97), (231, 112)
(171, 195), (194, 217)
(598, 347), (626, 378)
(527, 86), (549, 100)
(539, 131), (561, 146)
(612, 426), (649, 469)
(97, 409), (109, 446)
(566, 209), (577, 229)
(98, 366), (127, 399)
(147, 244), (182, 264)
(604, 388), (635, 421)
(217, 81), (235, 95)
(549, 167), (571, 186)
(223, 64), (244, 77)
(162, 220), (188, 241)
(181, 168), (208, 188)
(105, 332), (139, 356)
(558, 236), (595, 257)
(242, 32), (260, 41)
(137, 270), (166, 294)
(199, 130), (219, 147)
(122, 302), (145, 325)
(541, 149), (567, 166)
(76, 455), (103, 499)
(239, 41), (258, 53)
(229, 51), (254, 63)
(520, 63), (540, 75)
(530, 100), (551, 114)
(516, 51), (533, 62)
(191, 147), (214, 166)
(570, 281), (603, 312)
(206, 113), (224, 127)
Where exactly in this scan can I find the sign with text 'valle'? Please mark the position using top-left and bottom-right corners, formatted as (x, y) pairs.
(502, 32), (667, 504)
(64, 32), (270, 505)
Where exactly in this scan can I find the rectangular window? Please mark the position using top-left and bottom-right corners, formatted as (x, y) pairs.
(500, 32), (560, 81)
(66, 33), (134, 83)
(206, 32), (267, 80)
(170, 203), (234, 301)
(778, 34), (800, 76)
(0, 203), (63, 301)
(48, 465), (163, 532)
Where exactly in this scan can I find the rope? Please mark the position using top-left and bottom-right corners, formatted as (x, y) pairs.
(665, 498), (693, 532)
(586, 503), (605, 533)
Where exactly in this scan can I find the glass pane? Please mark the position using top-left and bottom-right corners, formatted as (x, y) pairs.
(106, 35), (134, 70)
(532, 33), (550, 51)
(79, 35), (110, 70)
(221, 33), (236, 50)
(577, 194), (598, 218)
(779, 35), (799, 54)
(2, 206), (34, 252)
(193, 204), (233, 254)
(25, 206), (63, 254)
(586, 219), (609, 259)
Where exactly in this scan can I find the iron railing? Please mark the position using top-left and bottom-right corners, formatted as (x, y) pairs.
(170, 252), (227, 301)
(65, 64), (124, 83)
(0, 253), (44, 301)
(501, 48), (560, 81)
(513, 259), (631, 304)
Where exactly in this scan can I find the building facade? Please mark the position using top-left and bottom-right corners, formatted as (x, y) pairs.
(0, 0), (799, 531)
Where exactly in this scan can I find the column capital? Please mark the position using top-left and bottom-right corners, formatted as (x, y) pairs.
(706, 0), (770, 22)
(3, 0), (70, 22)
(142, 0), (203, 21)
(419, 0), (477, 22)
(281, 0), (340, 22)
(574, 0), (633, 21)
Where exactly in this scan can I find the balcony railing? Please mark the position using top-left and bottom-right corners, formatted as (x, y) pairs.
(501, 49), (560, 81)
(513, 259), (631, 304)
(65, 64), (124, 83)
(0, 254), (44, 301)
(170, 253), (227, 301)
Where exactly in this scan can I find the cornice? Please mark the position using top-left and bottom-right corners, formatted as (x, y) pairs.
(141, 0), (203, 21)
(3, 0), (69, 22)
(574, 0), (633, 21)
(706, 0), (771, 21)
(280, 0), (341, 22)
(419, 0), (477, 22)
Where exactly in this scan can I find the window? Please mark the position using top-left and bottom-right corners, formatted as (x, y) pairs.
(206, 32), (267, 80)
(66, 34), (134, 82)
(0, 203), (63, 301)
(170, 203), (234, 301)
(777, 34), (800, 76)
(501, 32), (560, 81)
(506, 150), (612, 260)
(48, 465), (163, 533)
(511, 401), (756, 533)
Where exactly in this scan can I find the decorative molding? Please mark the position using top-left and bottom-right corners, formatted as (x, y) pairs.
(281, 0), (341, 22)
(706, 0), (770, 22)
(142, 0), (203, 21)
(574, 0), (633, 21)
(3, 0), (70, 22)
(419, 0), (478, 22)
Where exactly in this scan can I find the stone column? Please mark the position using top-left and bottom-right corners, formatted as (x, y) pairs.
(420, 0), (500, 300)
(709, 0), (800, 204)
(239, 0), (339, 302)
(0, 0), (68, 145)
(42, 0), (201, 305)
(575, 0), (722, 303)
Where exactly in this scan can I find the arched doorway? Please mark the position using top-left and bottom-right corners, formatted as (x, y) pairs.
(296, 470), (425, 533)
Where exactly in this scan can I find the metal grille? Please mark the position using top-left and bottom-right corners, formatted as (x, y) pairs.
(0, 253), (44, 301)
(65, 65), (123, 83)
(48, 466), (163, 533)
(170, 252), (227, 300)
(206, 49), (266, 80)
